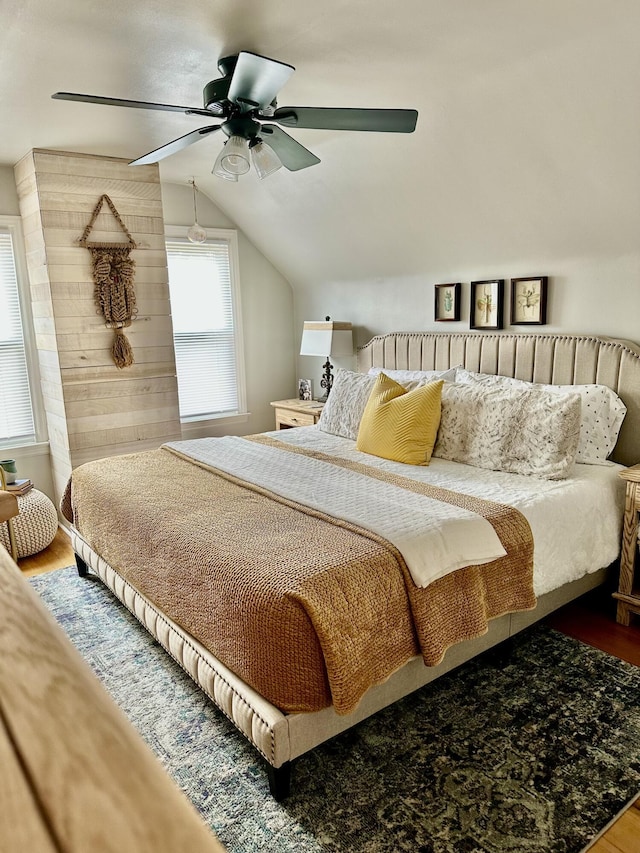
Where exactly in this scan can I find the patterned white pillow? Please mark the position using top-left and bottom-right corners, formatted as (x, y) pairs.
(433, 382), (582, 480)
(368, 366), (458, 384)
(318, 369), (377, 439)
(456, 369), (626, 465)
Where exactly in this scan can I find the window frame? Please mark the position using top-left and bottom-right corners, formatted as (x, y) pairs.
(164, 225), (247, 429)
(0, 214), (46, 450)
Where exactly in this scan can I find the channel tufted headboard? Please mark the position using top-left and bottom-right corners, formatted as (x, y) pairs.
(357, 332), (640, 467)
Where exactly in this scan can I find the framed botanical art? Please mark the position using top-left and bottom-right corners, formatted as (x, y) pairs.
(470, 279), (504, 330)
(434, 282), (461, 322)
(511, 276), (548, 325)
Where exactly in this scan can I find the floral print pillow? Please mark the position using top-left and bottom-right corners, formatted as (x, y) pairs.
(433, 382), (582, 479)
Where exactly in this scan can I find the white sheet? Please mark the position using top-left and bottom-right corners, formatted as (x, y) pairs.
(165, 427), (625, 596)
(265, 427), (626, 596)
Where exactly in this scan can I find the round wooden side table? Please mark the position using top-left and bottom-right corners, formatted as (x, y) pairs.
(0, 488), (58, 558)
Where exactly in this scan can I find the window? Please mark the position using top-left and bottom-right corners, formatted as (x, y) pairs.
(165, 229), (245, 422)
(0, 221), (35, 446)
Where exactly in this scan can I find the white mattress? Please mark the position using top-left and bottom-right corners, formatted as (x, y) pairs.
(267, 426), (626, 597)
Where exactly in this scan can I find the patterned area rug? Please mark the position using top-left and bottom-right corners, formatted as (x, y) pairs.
(30, 567), (640, 853)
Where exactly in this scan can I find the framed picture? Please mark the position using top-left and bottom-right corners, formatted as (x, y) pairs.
(434, 282), (461, 322)
(470, 279), (504, 330)
(511, 276), (548, 325)
(298, 378), (312, 401)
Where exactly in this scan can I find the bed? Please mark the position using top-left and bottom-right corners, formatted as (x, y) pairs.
(61, 332), (640, 800)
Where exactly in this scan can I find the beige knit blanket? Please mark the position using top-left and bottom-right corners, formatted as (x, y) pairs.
(62, 442), (534, 715)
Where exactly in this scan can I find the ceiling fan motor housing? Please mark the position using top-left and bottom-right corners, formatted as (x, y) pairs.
(203, 77), (231, 113)
(222, 115), (261, 140)
(216, 54), (239, 78)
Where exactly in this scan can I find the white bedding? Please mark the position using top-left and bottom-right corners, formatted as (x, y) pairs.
(264, 426), (626, 597)
(166, 435), (507, 588)
(167, 427), (626, 596)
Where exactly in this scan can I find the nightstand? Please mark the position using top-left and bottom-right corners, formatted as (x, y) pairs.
(613, 464), (640, 625)
(270, 399), (325, 430)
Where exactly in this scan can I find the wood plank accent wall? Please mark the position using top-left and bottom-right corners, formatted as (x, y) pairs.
(14, 149), (181, 505)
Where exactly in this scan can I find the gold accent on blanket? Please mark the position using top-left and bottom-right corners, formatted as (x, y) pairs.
(62, 441), (534, 715)
(79, 194), (138, 369)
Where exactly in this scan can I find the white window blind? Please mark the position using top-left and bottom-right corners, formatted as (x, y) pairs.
(0, 228), (35, 444)
(166, 236), (243, 421)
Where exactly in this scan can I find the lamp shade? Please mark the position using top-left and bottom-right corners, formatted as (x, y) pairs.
(212, 147), (239, 181)
(219, 135), (250, 175)
(300, 321), (353, 358)
(250, 140), (283, 180)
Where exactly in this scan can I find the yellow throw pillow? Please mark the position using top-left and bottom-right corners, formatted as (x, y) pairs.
(356, 373), (444, 465)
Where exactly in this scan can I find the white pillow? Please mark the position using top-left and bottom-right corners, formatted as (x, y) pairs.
(433, 382), (582, 480)
(368, 366), (458, 384)
(318, 369), (377, 439)
(456, 368), (626, 465)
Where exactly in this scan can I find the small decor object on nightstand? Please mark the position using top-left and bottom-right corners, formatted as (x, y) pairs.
(0, 459), (17, 484)
(5, 478), (33, 496)
(298, 379), (312, 401)
(511, 276), (548, 325)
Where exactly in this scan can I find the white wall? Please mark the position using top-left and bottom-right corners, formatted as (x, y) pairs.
(153, 182), (296, 434)
(294, 238), (640, 394)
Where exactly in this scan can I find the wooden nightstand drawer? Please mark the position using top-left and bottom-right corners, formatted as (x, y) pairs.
(270, 399), (325, 430)
(274, 408), (316, 428)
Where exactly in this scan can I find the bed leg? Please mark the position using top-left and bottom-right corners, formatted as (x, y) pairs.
(75, 553), (89, 578)
(266, 761), (291, 801)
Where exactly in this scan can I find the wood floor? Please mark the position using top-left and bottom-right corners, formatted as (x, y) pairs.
(18, 530), (640, 852)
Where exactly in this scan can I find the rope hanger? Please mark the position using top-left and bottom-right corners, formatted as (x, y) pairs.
(79, 194), (138, 368)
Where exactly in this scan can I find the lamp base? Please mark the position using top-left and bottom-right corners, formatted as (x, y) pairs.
(319, 358), (334, 400)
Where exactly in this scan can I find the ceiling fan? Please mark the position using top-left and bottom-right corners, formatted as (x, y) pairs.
(52, 51), (418, 181)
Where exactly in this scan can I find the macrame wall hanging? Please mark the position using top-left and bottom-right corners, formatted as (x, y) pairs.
(79, 194), (138, 368)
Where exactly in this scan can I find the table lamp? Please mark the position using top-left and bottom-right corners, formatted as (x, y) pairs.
(299, 317), (353, 400)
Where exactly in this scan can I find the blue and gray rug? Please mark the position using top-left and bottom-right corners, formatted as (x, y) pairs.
(30, 566), (640, 853)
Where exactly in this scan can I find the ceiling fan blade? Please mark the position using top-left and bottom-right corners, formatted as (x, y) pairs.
(273, 106), (418, 133)
(129, 125), (222, 166)
(51, 92), (215, 118)
(260, 124), (320, 171)
(227, 52), (294, 111)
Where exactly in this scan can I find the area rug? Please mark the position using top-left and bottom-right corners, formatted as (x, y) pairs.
(30, 566), (640, 853)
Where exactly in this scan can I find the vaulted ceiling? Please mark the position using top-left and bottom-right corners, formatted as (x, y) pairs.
(2, 0), (638, 291)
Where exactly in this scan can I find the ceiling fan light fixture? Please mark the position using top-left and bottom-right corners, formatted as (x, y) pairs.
(220, 135), (250, 175)
(52, 51), (418, 179)
(212, 144), (239, 181)
(250, 138), (282, 180)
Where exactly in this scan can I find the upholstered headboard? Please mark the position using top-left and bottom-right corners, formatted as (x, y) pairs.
(357, 332), (640, 466)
